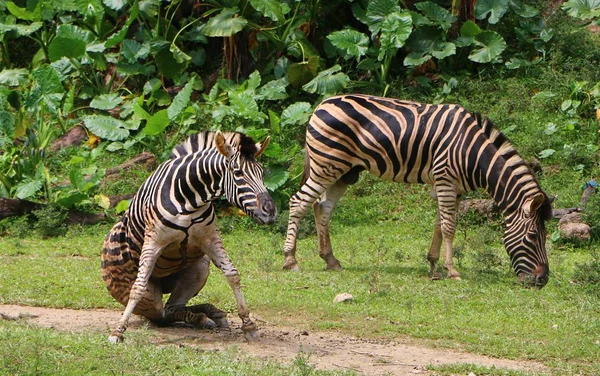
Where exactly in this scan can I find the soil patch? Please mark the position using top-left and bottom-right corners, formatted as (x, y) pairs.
(0, 304), (547, 375)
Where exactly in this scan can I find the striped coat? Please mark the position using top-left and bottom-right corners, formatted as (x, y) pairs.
(283, 94), (551, 286)
(102, 131), (276, 342)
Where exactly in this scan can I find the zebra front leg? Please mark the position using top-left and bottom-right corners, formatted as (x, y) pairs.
(109, 238), (163, 343)
(427, 213), (443, 280)
(203, 233), (257, 340)
(435, 185), (461, 280)
(314, 180), (349, 270)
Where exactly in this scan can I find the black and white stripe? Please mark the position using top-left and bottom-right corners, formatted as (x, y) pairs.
(283, 94), (551, 286)
(102, 131), (276, 342)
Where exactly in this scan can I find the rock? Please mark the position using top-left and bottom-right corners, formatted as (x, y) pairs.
(558, 212), (590, 241)
(333, 293), (353, 303)
(457, 199), (499, 219)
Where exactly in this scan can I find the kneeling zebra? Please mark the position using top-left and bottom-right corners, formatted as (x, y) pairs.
(101, 131), (276, 342)
(283, 94), (552, 287)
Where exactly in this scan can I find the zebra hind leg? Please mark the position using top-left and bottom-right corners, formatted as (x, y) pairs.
(283, 177), (329, 271)
(161, 305), (221, 329)
(314, 178), (353, 270)
(161, 256), (227, 329)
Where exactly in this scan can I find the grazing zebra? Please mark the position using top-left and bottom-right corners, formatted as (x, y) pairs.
(283, 94), (552, 287)
(102, 131), (277, 343)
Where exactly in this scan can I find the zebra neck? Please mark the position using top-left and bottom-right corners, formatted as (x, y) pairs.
(167, 151), (227, 212)
(478, 146), (539, 215)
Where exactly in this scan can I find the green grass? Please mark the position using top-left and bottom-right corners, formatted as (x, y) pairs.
(1, 14), (599, 376)
(1, 177), (599, 375)
(0, 321), (347, 376)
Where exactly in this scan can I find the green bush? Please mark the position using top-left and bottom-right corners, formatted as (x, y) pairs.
(32, 205), (68, 238)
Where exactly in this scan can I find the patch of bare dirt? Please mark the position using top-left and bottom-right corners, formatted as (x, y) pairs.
(0, 304), (547, 375)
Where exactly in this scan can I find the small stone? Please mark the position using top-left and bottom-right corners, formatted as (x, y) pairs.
(300, 330), (309, 336)
(333, 293), (354, 303)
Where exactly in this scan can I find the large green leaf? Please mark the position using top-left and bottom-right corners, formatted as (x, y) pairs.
(562, 0), (600, 19)
(228, 92), (266, 123)
(287, 55), (319, 88)
(83, 114), (130, 141)
(378, 11), (413, 60)
(366, 0), (402, 35)
(327, 29), (370, 58)
(403, 26), (455, 66)
(460, 20), (482, 37)
(102, 0), (127, 11)
(249, 0), (285, 22)
(414, 1), (456, 31)
(302, 65), (350, 95)
(5, 2), (40, 21)
(122, 39), (150, 62)
(475, 0), (510, 24)
(167, 77), (195, 120)
(202, 8), (248, 37)
(143, 109), (170, 136)
(468, 31), (506, 63)
(256, 78), (289, 101)
(25, 64), (65, 114)
(264, 165), (289, 191)
(509, 0), (540, 18)
(280, 102), (312, 127)
(90, 93), (123, 110)
(15, 179), (43, 200)
(0, 21), (42, 36)
(48, 24), (94, 62)
(0, 69), (29, 86)
(74, 0), (104, 18)
(154, 47), (187, 79)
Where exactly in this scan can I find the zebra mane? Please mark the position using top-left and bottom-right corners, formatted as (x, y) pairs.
(170, 131), (258, 160)
(475, 113), (551, 219)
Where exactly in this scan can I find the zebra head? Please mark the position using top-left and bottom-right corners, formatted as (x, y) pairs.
(215, 132), (277, 225)
(503, 192), (552, 288)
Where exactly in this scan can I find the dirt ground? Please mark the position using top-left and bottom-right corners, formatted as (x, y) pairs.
(0, 304), (546, 375)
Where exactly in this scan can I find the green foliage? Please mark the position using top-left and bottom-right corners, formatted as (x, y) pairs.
(32, 204), (68, 238)
(583, 192), (600, 240)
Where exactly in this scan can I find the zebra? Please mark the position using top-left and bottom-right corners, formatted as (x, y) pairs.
(101, 131), (277, 343)
(282, 94), (552, 287)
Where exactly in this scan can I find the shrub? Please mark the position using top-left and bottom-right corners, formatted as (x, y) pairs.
(32, 205), (68, 238)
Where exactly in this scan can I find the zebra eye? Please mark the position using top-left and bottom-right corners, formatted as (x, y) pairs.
(233, 169), (244, 178)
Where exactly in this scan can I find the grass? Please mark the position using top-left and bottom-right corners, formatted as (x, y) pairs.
(1, 13), (599, 376)
(1, 177), (600, 375)
(0, 321), (348, 376)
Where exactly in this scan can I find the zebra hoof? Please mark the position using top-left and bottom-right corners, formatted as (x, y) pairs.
(198, 317), (217, 329)
(243, 329), (260, 341)
(282, 262), (299, 272)
(108, 333), (124, 343)
(214, 318), (229, 328)
(325, 263), (343, 271)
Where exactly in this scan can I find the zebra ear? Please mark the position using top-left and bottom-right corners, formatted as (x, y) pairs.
(215, 131), (234, 159)
(523, 193), (546, 217)
(255, 136), (270, 158)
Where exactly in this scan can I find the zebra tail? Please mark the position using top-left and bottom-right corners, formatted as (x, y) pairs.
(300, 148), (310, 186)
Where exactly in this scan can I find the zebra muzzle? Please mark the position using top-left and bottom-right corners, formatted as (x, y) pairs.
(254, 192), (277, 225)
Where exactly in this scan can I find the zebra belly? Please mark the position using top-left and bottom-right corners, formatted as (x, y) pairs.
(151, 222), (216, 278)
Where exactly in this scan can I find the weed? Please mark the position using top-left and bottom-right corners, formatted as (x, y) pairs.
(583, 192), (600, 241)
(32, 205), (68, 238)
(0, 215), (33, 236)
(293, 348), (316, 376)
(572, 249), (600, 291)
